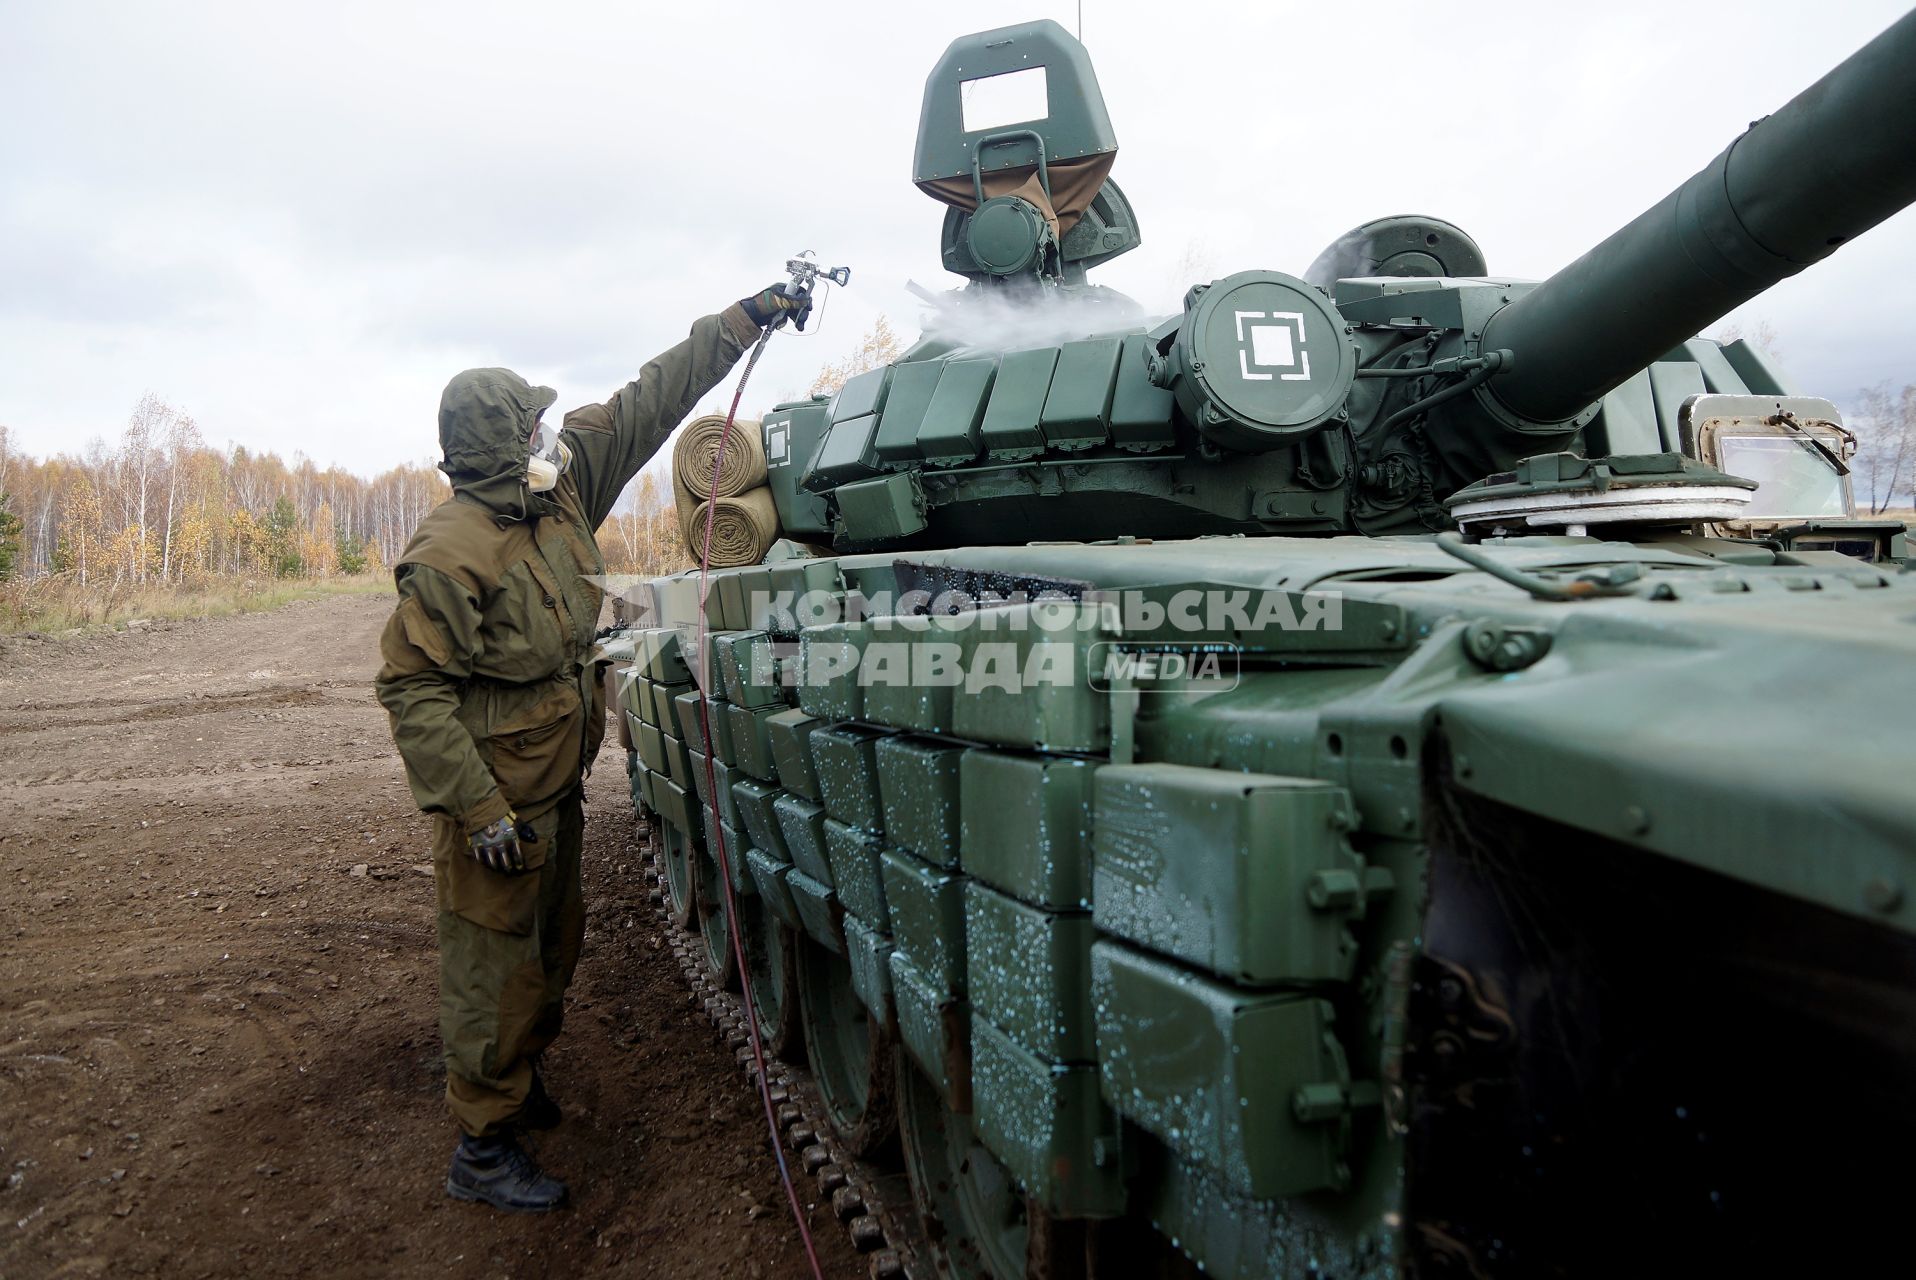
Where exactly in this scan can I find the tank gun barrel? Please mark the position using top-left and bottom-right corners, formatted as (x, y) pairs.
(1480, 8), (1916, 426)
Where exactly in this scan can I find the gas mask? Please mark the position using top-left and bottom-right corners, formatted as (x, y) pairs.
(526, 416), (572, 493)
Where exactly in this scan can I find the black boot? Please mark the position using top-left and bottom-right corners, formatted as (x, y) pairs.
(445, 1133), (568, 1213)
(519, 1068), (561, 1132)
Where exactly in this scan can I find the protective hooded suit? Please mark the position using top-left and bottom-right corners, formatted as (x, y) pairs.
(376, 304), (759, 1138)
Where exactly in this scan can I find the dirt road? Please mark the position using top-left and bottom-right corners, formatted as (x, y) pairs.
(0, 593), (859, 1279)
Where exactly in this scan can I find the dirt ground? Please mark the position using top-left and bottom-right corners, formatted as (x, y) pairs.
(0, 593), (860, 1279)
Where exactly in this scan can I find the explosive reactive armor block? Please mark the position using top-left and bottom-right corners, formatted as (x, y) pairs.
(773, 794), (833, 886)
(844, 916), (896, 1024)
(651, 776), (697, 839)
(786, 868), (844, 955)
(965, 882), (1096, 1063)
(662, 732), (696, 794)
(715, 630), (784, 709)
(797, 622), (868, 721)
(637, 627), (691, 684)
(961, 751), (1096, 908)
(747, 848), (801, 931)
(1092, 764), (1368, 985)
(880, 849), (967, 996)
(700, 809), (752, 896)
(1092, 940), (1356, 1198)
(950, 603), (1110, 752)
(812, 723), (890, 833)
(858, 616), (965, 734)
(636, 719), (668, 777)
(726, 701), (781, 782)
(686, 750), (743, 830)
(767, 708), (826, 800)
(892, 952), (971, 1111)
(733, 779), (790, 863)
(876, 737), (966, 866)
(673, 688), (733, 762)
(970, 1015), (1124, 1219)
(825, 820), (891, 931)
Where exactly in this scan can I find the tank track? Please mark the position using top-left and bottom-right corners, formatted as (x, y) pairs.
(640, 821), (929, 1280)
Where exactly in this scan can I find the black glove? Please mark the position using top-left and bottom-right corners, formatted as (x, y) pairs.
(468, 815), (527, 873)
(740, 284), (814, 332)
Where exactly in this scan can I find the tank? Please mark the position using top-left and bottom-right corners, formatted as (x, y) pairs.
(613, 14), (1916, 1278)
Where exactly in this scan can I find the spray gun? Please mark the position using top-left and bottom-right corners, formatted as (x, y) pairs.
(784, 251), (851, 298)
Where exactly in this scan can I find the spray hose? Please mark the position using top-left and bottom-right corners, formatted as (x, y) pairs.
(691, 325), (827, 1279)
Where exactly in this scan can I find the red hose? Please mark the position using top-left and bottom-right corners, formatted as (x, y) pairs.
(692, 326), (826, 1279)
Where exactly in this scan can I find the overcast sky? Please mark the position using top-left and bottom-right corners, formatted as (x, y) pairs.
(4, 0), (1914, 476)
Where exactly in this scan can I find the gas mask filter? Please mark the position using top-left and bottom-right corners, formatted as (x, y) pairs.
(527, 416), (572, 493)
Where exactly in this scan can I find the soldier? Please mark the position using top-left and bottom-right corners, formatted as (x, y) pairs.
(375, 284), (811, 1212)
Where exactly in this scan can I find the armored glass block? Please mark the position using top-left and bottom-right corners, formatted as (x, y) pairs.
(876, 736), (966, 866)
(773, 793), (833, 885)
(1092, 941), (1352, 1198)
(1108, 332), (1176, 451)
(916, 356), (997, 465)
(812, 722), (889, 833)
(961, 750), (1096, 908)
(964, 882), (1096, 1063)
(636, 719), (667, 776)
(979, 346), (1058, 459)
(880, 849), (967, 997)
(970, 1014), (1124, 1219)
(892, 955), (970, 1112)
(786, 868), (844, 955)
(727, 701), (780, 782)
(1039, 337), (1120, 450)
(733, 778), (790, 863)
(1093, 764), (1362, 985)
(767, 708), (825, 800)
(717, 630), (785, 709)
(872, 358), (946, 464)
(825, 819), (891, 931)
(748, 848), (802, 932)
(859, 616), (966, 734)
(844, 915), (896, 1024)
(950, 603), (1110, 753)
(796, 622), (867, 721)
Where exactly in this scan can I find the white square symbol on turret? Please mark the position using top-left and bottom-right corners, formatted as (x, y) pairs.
(1234, 310), (1312, 382)
(1250, 324), (1295, 368)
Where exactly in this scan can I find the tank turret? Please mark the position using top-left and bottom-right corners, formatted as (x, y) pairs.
(764, 12), (1916, 549)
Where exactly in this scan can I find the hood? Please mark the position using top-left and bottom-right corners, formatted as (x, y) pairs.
(437, 367), (558, 520)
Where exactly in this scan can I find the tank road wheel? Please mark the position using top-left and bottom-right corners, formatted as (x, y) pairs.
(898, 1063), (1030, 1280)
(660, 822), (697, 930)
(696, 843), (741, 992)
(743, 903), (803, 1061)
(795, 938), (898, 1160)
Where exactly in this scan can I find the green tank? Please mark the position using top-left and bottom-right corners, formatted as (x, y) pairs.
(615, 14), (1916, 1277)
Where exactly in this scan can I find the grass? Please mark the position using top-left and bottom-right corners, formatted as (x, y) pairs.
(0, 573), (391, 636)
